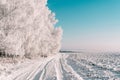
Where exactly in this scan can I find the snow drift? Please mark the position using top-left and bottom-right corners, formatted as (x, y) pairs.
(0, 0), (62, 58)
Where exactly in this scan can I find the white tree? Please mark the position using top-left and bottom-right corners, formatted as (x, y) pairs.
(0, 0), (63, 58)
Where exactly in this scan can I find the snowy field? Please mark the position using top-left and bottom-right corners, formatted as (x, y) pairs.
(66, 53), (120, 80)
(0, 53), (120, 80)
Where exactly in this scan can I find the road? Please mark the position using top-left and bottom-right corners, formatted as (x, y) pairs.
(3, 54), (83, 80)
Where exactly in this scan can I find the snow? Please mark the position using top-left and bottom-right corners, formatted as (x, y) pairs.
(0, 0), (120, 80)
(0, 52), (120, 80)
(0, 53), (82, 80)
(66, 52), (120, 80)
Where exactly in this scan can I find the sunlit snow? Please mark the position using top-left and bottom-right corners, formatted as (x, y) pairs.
(0, 0), (119, 80)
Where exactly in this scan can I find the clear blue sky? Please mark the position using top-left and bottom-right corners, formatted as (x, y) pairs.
(48, 0), (120, 52)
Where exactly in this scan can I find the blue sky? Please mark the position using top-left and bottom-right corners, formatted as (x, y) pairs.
(48, 0), (120, 52)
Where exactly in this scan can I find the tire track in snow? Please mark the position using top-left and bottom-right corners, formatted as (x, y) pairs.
(2, 54), (86, 80)
(13, 55), (57, 80)
(62, 55), (83, 80)
(59, 55), (83, 80)
(54, 55), (63, 80)
(13, 62), (43, 80)
(12, 62), (39, 80)
(33, 59), (54, 80)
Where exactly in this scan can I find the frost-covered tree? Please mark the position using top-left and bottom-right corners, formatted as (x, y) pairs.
(0, 0), (63, 58)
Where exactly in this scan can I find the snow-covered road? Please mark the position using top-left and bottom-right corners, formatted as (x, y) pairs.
(1, 53), (120, 80)
(0, 54), (83, 80)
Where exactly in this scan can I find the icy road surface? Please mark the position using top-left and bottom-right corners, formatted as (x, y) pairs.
(0, 53), (120, 80)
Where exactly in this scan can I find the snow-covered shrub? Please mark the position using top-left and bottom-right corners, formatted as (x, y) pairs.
(0, 0), (63, 58)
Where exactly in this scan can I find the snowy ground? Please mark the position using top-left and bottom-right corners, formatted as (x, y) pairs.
(0, 53), (120, 80)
